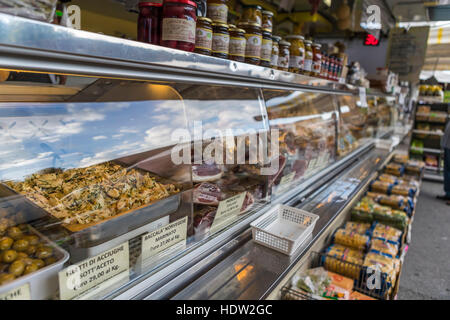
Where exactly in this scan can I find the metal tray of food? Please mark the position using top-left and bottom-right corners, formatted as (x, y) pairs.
(0, 222), (69, 300)
(1, 161), (182, 248)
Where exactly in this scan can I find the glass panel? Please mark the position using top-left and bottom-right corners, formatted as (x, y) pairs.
(0, 71), (270, 300)
(263, 89), (338, 196)
(175, 84), (270, 242)
(336, 95), (373, 157)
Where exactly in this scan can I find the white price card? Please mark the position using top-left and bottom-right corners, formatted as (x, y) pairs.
(359, 87), (368, 108)
(279, 172), (295, 186)
(0, 283), (31, 300)
(141, 216), (187, 261)
(210, 192), (246, 234)
(59, 242), (129, 300)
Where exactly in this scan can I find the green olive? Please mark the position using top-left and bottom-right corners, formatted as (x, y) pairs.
(2, 249), (18, 263)
(17, 257), (33, 266)
(0, 237), (13, 250)
(26, 245), (36, 256)
(7, 227), (22, 240)
(23, 263), (39, 275)
(9, 260), (25, 277)
(12, 239), (29, 252)
(16, 252), (28, 259)
(44, 257), (57, 266)
(32, 259), (45, 269)
(23, 235), (39, 246)
(0, 273), (15, 285)
(36, 246), (53, 259)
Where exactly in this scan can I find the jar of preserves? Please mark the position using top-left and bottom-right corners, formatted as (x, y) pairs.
(238, 22), (262, 65)
(303, 40), (313, 75)
(312, 43), (322, 77)
(241, 5), (262, 27)
(262, 10), (274, 32)
(271, 35), (281, 68)
(328, 56), (335, 80)
(260, 31), (272, 67)
(206, 0), (228, 24)
(138, 2), (162, 45)
(195, 17), (213, 55)
(161, 0), (197, 52)
(278, 40), (290, 71)
(321, 53), (329, 78)
(285, 35), (305, 73)
(229, 27), (246, 62)
(211, 22), (229, 59)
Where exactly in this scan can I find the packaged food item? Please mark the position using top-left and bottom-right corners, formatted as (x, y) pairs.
(373, 222), (402, 244)
(303, 40), (313, 75)
(351, 197), (375, 223)
(278, 40), (291, 71)
(344, 221), (371, 235)
(138, 2), (162, 45)
(370, 238), (399, 258)
(428, 111), (447, 123)
(321, 53), (329, 78)
(405, 159), (425, 174)
(370, 180), (393, 195)
(228, 27), (246, 62)
(410, 139), (424, 155)
(211, 22), (229, 59)
(291, 267), (331, 298)
(366, 192), (412, 213)
(285, 35), (305, 73)
(372, 205), (408, 231)
(349, 290), (377, 300)
(241, 4), (262, 26)
(260, 31), (272, 67)
(237, 22), (262, 65)
(323, 244), (364, 279)
(378, 173), (398, 185)
(312, 43), (322, 77)
(161, 0), (198, 52)
(391, 184), (416, 197)
(262, 10), (274, 32)
(195, 17), (213, 55)
(271, 35), (281, 68)
(363, 252), (400, 290)
(333, 228), (370, 250)
(384, 163), (404, 177)
(206, 0), (228, 23)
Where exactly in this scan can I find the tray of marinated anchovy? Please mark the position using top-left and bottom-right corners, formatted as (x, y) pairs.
(1, 161), (181, 248)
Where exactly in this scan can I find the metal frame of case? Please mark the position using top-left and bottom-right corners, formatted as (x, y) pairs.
(0, 13), (401, 300)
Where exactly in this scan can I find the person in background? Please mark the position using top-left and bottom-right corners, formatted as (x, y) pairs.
(437, 120), (450, 205)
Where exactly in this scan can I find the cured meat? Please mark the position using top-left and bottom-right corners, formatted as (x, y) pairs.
(193, 182), (222, 206)
(193, 206), (217, 239)
(240, 192), (255, 214)
(268, 155), (287, 187)
(292, 159), (307, 179)
(192, 163), (224, 182)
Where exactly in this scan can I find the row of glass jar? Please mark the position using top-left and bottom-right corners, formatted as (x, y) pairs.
(137, 0), (343, 80)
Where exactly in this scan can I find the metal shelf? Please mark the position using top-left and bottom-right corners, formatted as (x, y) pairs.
(0, 13), (396, 96)
(412, 129), (444, 136)
(410, 147), (443, 154)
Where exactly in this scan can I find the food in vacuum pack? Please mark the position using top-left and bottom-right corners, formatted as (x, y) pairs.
(369, 238), (399, 258)
(372, 222), (402, 243)
(4, 162), (179, 226)
(384, 163), (404, 177)
(333, 228), (370, 250)
(343, 221), (371, 235)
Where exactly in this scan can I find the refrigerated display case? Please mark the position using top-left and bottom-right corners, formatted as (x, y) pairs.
(0, 13), (409, 300)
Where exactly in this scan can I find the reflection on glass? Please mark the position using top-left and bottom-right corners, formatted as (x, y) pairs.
(264, 90), (338, 195)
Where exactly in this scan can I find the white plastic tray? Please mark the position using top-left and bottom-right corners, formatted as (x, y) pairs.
(250, 204), (319, 256)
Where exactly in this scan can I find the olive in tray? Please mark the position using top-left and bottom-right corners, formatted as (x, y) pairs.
(0, 217), (58, 286)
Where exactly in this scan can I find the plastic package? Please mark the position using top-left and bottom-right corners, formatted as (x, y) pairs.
(378, 174), (398, 185)
(344, 221), (371, 235)
(363, 252), (400, 290)
(333, 228), (370, 250)
(391, 184), (416, 197)
(393, 154), (408, 164)
(370, 180), (393, 195)
(291, 267), (331, 296)
(372, 222), (402, 243)
(372, 205), (408, 231)
(323, 244), (364, 279)
(405, 160), (425, 174)
(0, 0), (57, 22)
(384, 163), (404, 177)
(370, 238), (399, 258)
(351, 197), (375, 223)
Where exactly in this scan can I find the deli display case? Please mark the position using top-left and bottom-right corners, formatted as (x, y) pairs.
(0, 13), (408, 300)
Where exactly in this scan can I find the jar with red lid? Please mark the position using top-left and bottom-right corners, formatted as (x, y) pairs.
(161, 0), (197, 52)
(138, 2), (162, 45)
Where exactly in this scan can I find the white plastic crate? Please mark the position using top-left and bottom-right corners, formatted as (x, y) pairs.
(250, 204), (319, 256)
